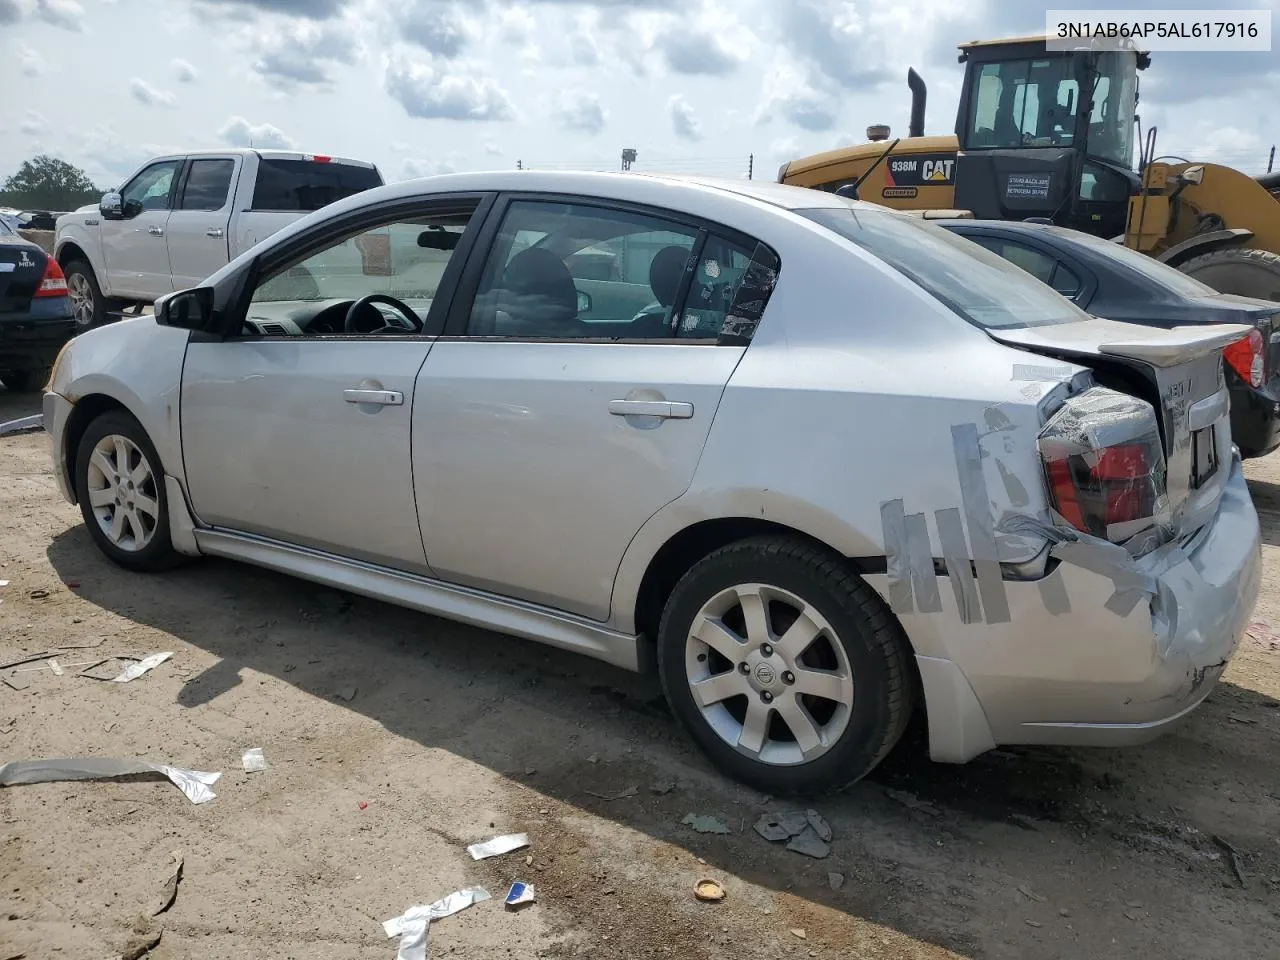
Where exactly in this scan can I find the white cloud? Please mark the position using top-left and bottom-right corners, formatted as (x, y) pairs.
(0, 0), (82, 29)
(668, 94), (702, 141)
(19, 44), (44, 76)
(130, 78), (178, 107)
(401, 157), (457, 180)
(556, 91), (607, 134)
(754, 62), (837, 132)
(218, 115), (296, 150)
(172, 58), (197, 83)
(400, 1), (474, 58)
(19, 109), (45, 136)
(385, 58), (516, 122)
(198, 0), (346, 19)
(250, 18), (358, 90)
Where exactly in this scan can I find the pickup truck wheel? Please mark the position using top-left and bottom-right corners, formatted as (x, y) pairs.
(64, 260), (105, 330)
(73, 410), (181, 572)
(656, 535), (915, 797)
(0, 368), (50, 393)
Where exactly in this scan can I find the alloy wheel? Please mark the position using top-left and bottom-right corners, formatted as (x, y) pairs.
(684, 583), (855, 766)
(67, 272), (95, 328)
(85, 434), (159, 552)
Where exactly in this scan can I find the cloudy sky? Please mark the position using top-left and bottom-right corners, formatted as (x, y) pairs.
(1, 0), (1277, 190)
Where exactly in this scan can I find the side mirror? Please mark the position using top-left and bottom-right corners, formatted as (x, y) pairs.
(155, 287), (213, 330)
(576, 290), (592, 313)
(100, 192), (124, 220)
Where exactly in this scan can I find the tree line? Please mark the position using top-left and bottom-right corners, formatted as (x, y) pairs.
(1, 155), (101, 211)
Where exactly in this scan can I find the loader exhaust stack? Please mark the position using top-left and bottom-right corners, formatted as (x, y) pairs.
(908, 68), (926, 138)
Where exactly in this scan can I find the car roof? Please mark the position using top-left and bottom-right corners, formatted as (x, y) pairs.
(362, 169), (864, 212)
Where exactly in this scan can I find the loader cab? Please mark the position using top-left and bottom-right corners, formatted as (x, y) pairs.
(953, 37), (1144, 239)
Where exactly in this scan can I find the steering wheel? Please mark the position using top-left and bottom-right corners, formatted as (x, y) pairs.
(343, 293), (424, 334)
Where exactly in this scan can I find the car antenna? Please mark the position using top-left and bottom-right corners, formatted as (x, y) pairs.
(848, 137), (902, 198)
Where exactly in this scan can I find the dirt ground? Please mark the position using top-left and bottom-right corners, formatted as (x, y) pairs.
(2, 385), (1278, 960)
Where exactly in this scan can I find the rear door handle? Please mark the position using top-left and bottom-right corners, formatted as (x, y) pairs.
(608, 399), (694, 419)
(344, 388), (404, 406)
(148, 225), (164, 237)
(206, 227), (225, 238)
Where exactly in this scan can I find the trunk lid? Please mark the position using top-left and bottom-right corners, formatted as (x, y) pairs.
(0, 237), (46, 313)
(989, 316), (1253, 536)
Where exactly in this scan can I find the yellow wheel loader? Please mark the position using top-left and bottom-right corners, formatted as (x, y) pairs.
(777, 35), (1280, 301)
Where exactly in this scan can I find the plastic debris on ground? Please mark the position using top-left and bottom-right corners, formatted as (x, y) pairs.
(110, 652), (173, 683)
(504, 881), (535, 909)
(151, 851), (184, 916)
(827, 872), (845, 890)
(335, 686), (357, 702)
(681, 813), (731, 835)
(584, 785), (637, 801)
(242, 748), (266, 773)
(883, 787), (942, 817)
(0, 414), (43, 437)
(694, 878), (726, 902)
(0, 757), (222, 804)
(466, 832), (530, 860)
(754, 809), (832, 858)
(383, 886), (490, 960)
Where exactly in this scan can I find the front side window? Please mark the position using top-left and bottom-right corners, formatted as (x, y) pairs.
(966, 57), (1079, 150)
(122, 160), (181, 212)
(181, 159), (235, 211)
(246, 205), (475, 335)
(804, 207), (1085, 330)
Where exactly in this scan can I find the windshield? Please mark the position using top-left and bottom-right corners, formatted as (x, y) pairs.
(965, 51), (1137, 168)
(1061, 229), (1221, 297)
(803, 206), (1086, 330)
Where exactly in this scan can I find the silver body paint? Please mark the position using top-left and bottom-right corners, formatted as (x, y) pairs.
(40, 170), (1262, 768)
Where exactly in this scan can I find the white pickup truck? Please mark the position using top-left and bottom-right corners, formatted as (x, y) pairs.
(54, 149), (383, 328)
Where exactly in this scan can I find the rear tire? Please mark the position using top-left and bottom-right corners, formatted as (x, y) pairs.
(656, 535), (914, 797)
(0, 367), (49, 393)
(1178, 247), (1280, 302)
(64, 259), (106, 330)
(73, 410), (181, 572)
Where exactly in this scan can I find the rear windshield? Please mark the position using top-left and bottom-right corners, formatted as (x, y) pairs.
(251, 159), (382, 212)
(0, 218), (12, 236)
(1058, 229), (1220, 298)
(802, 206), (1086, 329)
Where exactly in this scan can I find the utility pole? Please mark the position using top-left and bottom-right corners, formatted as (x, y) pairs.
(621, 148), (637, 171)
(516, 159), (523, 170)
(747, 153), (753, 180)
(1269, 145), (1275, 174)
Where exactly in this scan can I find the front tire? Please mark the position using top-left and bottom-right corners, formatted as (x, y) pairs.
(656, 536), (914, 797)
(64, 259), (106, 331)
(73, 410), (180, 572)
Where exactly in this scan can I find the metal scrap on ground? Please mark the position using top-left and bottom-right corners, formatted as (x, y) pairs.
(0, 757), (222, 804)
(466, 832), (530, 860)
(110, 652), (173, 683)
(0, 414), (42, 437)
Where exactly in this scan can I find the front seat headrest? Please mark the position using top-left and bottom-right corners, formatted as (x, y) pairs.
(501, 247), (580, 327)
(649, 245), (692, 308)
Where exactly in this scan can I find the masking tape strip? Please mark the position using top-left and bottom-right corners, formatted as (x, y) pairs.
(952, 423), (1011, 624)
(903, 511), (942, 614)
(934, 507), (981, 624)
(881, 498), (914, 614)
(1037, 570), (1072, 615)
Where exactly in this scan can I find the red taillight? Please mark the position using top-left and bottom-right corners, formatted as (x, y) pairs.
(35, 257), (68, 298)
(1222, 328), (1264, 388)
(1044, 444), (1160, 536)
(1039, 387), (1167, 540)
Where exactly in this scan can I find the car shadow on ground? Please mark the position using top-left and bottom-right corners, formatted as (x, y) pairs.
(1246, 477), (1280, 549)
(44, 525), (1280, 960)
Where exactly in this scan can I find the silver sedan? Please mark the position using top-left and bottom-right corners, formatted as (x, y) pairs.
(42, 171), (1261, 795)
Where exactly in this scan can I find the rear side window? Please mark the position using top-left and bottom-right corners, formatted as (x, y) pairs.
(251, 159), (382, 212)
(802, 206), (1084, 330)
(180, 159), (235, 210)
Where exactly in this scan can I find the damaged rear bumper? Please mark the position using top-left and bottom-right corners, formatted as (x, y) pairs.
(43, 390), (75, 504)
(881, 454), (1261, 761)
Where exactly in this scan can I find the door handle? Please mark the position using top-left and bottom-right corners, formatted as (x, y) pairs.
(608, 399), (694, 419)
(206, 227), (225, 238)
(344, 388), (404, 406)
(148, 225), (164, 237)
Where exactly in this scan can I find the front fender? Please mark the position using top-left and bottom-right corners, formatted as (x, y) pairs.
(53, 317), (191, 483)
